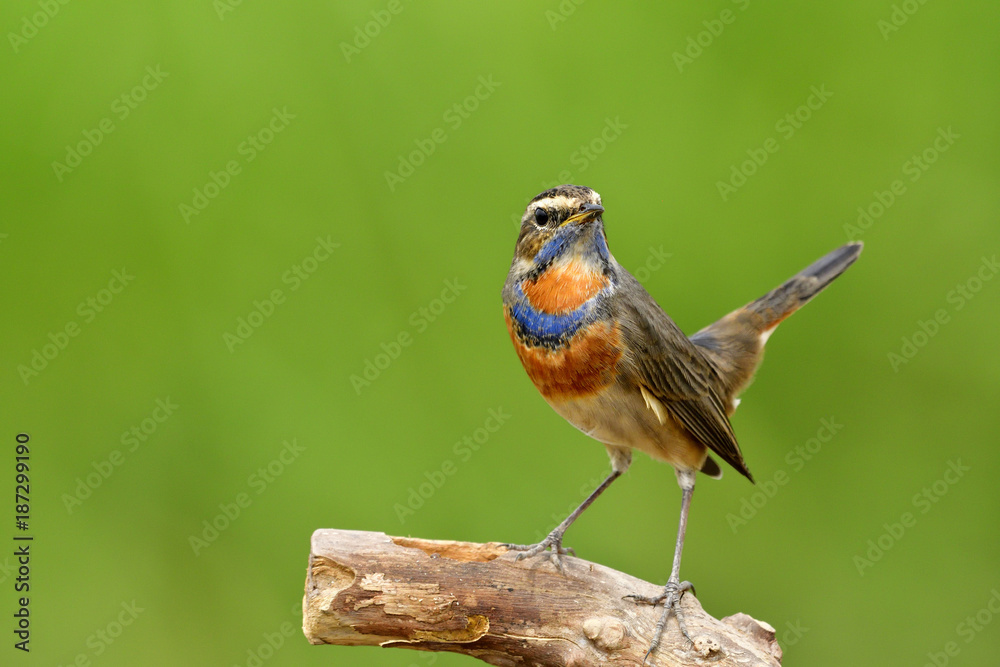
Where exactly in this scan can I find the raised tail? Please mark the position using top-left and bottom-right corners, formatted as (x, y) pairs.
(690, 242), (863, 410)
(745, 241), (863, 334)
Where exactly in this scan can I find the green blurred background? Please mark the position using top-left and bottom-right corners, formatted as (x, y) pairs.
(2, 1), (998, 665)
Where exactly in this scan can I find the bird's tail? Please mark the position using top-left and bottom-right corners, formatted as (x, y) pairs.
(690, 242), (863, 405)
(744, 241), (863, 333)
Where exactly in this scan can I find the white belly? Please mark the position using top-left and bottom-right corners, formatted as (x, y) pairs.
(545, 384), (708, 471)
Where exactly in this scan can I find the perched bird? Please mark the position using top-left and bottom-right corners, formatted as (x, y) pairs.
(501, 184), (862, 658)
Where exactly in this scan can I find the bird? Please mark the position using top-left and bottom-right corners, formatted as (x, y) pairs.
(501, 184), (862, 660)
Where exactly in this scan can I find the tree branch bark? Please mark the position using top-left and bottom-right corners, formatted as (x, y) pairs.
(303, 529), (782, 666)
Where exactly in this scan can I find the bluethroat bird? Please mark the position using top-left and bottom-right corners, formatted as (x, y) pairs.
(501, 184), (862, 658)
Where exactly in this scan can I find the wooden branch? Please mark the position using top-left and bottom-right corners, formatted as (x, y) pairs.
(303, 529), (782, 666)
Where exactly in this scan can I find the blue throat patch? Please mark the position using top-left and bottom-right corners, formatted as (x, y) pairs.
(512, 225), (613, 345)
(534, 234), (571, 267)
(509, 284), (590, 344)
(534, 225), (610, 270)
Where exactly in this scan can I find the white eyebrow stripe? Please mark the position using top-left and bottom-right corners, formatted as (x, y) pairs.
(531, 195), (580, 212)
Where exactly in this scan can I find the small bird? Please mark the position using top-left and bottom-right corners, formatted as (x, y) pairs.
(501, 184), (861, 659)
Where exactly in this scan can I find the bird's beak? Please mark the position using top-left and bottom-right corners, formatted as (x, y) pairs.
(562, 203), (605, 226)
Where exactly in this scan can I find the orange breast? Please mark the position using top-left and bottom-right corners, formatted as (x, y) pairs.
(520, 261), (609, 315)
(506, 312), (622, 401)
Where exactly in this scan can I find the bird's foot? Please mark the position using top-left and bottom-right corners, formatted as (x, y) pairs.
(501, 531), (575, 569)
(625, 579), (696, 663)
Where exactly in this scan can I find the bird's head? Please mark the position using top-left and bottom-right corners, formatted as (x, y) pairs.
(510, 185), (611, 277)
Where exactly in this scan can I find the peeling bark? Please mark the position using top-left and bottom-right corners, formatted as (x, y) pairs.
(303, 529), (782, 666)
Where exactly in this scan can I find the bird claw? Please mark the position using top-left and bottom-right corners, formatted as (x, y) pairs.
(502, 533), (575, 569)
(625, 579), (695, 606)
(625, 580), (696, 663)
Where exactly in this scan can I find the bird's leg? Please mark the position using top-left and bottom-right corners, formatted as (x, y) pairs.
(503, 468), (622, 569)
(625, 469), (697, 662)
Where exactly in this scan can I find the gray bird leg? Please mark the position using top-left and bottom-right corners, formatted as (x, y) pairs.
(625, 468), (697, 663)
(504, 447), (631, 568)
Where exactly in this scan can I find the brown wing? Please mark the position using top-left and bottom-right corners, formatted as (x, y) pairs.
(614, 272), (754, 482)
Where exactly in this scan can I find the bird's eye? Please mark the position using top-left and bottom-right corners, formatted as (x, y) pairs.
(534, 208), (550, 226)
